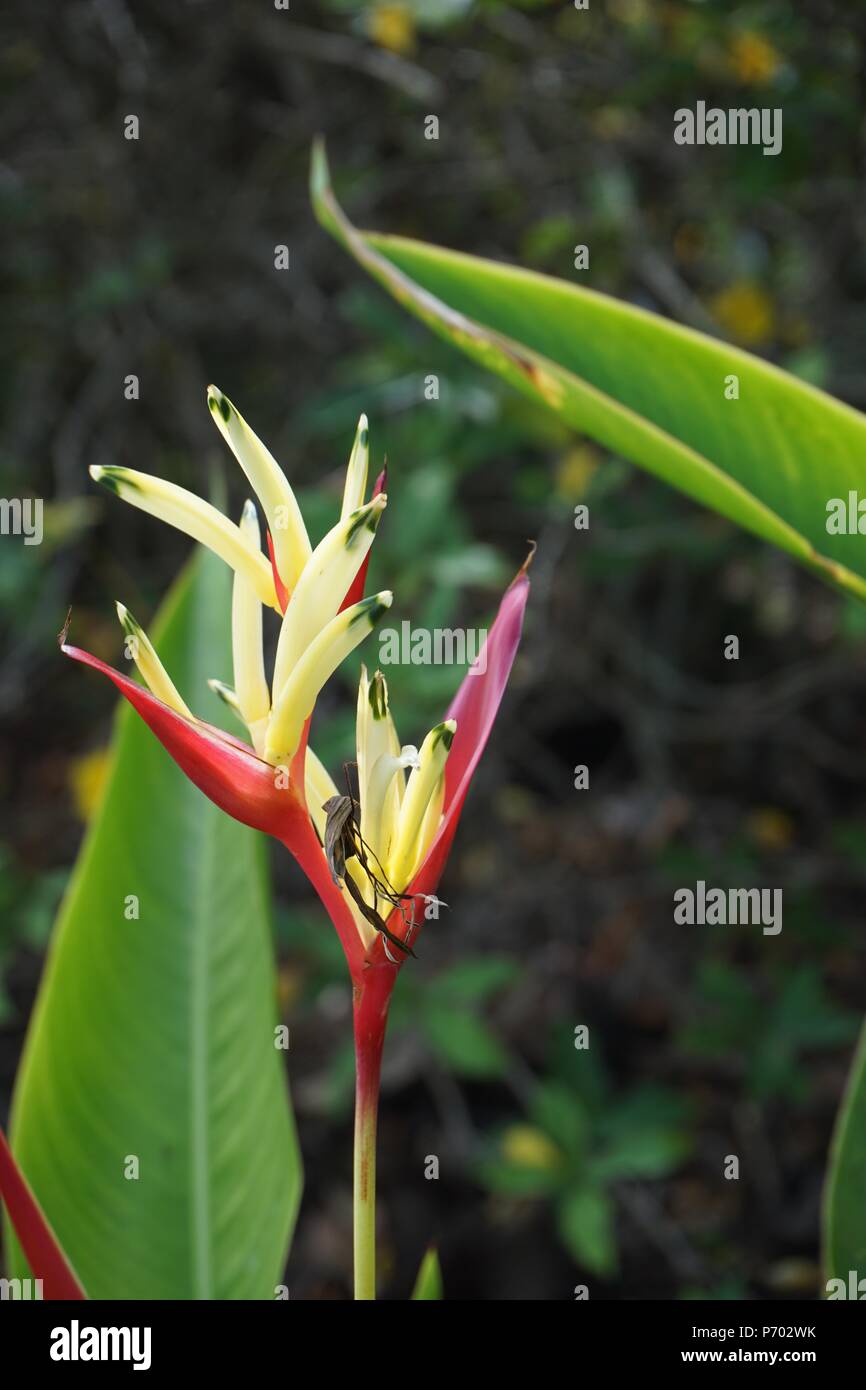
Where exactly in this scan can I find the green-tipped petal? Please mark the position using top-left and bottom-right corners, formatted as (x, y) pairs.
(357, 669), (400, 802)
(91, 465), (279, 610)
(207, 679), (242, 719)
(341, 414), (369, 520)
(265, 591), (393, 764)
(233, 500), (271, 732)
(388, 719), (456, 891)
(116, 602), (193, 719)
(207, 386), (311, 592)
(271, 494), (387, 700)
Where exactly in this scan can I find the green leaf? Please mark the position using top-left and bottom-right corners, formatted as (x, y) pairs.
(6, 551), (301, 1299)
(411, 1246), (443, 1300)
(529, 1082), (589, 1162)
(478, 1156), (564, 1200)
(312, 140), (866, 603)
(824, 1021), (866, 1283)
(557, 1185), (617, 1277)
(422, 1002), (509, 1078)
(429, 955), (519, 1003)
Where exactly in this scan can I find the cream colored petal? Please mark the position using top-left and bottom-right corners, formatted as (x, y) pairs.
(413, 770), (445, 874)
(116, 603), (193, 719)
(341, 414), (369, 520)
(304, 744), (340, 842)
(304, 745), (377, 950)
(387, 719), (456, 891)
(271, 494), (387, 702)
(264, 592), (393, 765)
(91, 465), (279, 610)
(364, 745), (420, 875)
(207, 386), (311, 593)
(232, 500), (271, 730)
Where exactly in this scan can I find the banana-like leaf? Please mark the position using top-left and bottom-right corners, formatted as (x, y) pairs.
(312, 140), (866, 602)
(823, 1022), (866, 1289)
(5, 550), (301, 1299)
(411, 1246), (443, 1300)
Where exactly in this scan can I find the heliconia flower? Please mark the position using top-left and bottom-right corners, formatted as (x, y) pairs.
(74, 387), (530, 976)
(68, 388), (531, 1299)
(0, 1126), (86, 1299)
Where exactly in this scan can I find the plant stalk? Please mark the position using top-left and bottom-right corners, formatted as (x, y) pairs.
(352, 964), (394, 1301)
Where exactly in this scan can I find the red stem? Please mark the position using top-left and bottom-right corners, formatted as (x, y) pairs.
(351, 962), (397, 1299)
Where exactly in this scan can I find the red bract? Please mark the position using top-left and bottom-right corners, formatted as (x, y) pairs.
(0, 1127), (86, 1299)
(61, 642), (371, 976)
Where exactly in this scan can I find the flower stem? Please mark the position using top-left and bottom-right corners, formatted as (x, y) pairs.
(352, 965), (394, 1301)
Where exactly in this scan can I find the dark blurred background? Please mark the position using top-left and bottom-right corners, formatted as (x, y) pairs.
(2, 0), (866, 1300)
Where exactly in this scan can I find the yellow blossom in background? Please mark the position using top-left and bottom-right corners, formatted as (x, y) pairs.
(68, 747), (111, 822)
(729, 31), (781, 85)
(710, 282), (775, 347)
(367, 3), (416, 56)
(555, 443), (599, 502)
(746, 807), (795, 852)
(501, 1124), (563, 1171)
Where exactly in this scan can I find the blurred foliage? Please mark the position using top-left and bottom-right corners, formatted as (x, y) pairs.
(480, 1043), (692, 1277)
(2, 0), (865, 1300)
(682, 962), (858, 1103)
(0, 846), (67, 1024)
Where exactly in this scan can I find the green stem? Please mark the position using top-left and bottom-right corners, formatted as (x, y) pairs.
(352, 965), (395, 1301)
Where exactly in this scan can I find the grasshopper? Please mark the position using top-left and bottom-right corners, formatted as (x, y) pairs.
(322, 769), (417, 958)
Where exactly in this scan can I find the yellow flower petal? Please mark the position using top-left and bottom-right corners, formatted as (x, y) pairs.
(388, 719), (456, 891)
(341, 414), (370, 520)
(91, 465), (279, 610)
(232, 500), (271, 746)
(115, 603), (193, 719)
(271, 494), (387, 702)
(207, 386), (311, 593)
(265, 592), (393, 764)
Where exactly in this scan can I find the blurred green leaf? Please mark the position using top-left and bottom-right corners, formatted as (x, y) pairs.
(429, 955), (519, 1003)
(824, 1021), (866, 1285)
(422, 1002), (510, 1078)
(557, 1185), (617, 1276)
(411, 1246), (443, 1300)
(529, 1082), (589, 1163)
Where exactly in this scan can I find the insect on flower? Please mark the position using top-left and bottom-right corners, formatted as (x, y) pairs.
(322, 779), (419, 958)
